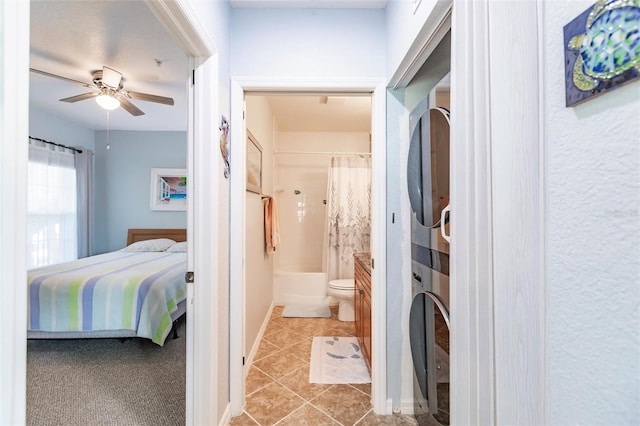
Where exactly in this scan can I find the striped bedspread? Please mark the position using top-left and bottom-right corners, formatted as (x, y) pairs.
(28, 251), (187, 346)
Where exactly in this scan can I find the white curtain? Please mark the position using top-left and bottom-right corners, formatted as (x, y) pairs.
(27, 141), (77, 268)
(323, 156), (372, 281)
(75, 149), (94, 258)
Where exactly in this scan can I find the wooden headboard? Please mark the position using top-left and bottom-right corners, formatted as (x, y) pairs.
(126, 229), (187, 246)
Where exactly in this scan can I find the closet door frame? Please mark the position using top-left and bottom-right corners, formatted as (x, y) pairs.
(449, 0), (545, 424)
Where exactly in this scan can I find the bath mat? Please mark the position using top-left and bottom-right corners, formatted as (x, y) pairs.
(282, 304), (331, 318)
(309, 336), (371, 384)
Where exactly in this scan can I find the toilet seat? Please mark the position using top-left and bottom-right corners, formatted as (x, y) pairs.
(328, 279), (355, 291)
(328, 287), (354, 298)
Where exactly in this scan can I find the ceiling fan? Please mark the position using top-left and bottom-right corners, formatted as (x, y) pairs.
(29, 66), (174, 116)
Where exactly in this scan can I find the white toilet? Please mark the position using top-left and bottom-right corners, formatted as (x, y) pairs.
(327, 279), (356, 321)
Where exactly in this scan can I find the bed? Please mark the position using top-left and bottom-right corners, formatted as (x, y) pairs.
(27, 229), (187, 346)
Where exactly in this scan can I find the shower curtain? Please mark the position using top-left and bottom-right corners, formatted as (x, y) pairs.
(323, 156), (372, 282)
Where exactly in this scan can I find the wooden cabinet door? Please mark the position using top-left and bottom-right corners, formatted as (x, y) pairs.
(362, 287), (372, 369)
(354, 285), (363, 344)
(354, 256), (372, 370)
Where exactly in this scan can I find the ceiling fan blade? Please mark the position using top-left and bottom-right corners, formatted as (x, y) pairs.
(115, 94), (145, 116)
(102, 66), (122, 89)
(126, 91), (174, 106)
(30, 68), (93, 88)
(60, 92), (100, 103)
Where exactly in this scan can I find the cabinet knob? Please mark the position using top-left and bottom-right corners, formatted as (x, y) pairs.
(359, 289), (364, 295)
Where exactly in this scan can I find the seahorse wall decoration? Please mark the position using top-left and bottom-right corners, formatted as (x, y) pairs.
(219, 115), (230, 178)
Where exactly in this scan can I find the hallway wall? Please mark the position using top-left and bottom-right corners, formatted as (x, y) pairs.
(542, 1), (640, 423)
(230, 8), (385, 79)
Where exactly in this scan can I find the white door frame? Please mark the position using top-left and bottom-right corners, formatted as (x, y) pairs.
(449, 0), (545, 424)
(0, 1), (30, 423)
(145, 2), (221, 424)
(229, 77), (388, 415)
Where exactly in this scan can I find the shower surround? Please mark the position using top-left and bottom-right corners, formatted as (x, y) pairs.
(272, 131), (370, 305)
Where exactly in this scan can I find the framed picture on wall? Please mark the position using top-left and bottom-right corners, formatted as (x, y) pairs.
(246, 131), (262, 194)
(150, 168), (187, 211)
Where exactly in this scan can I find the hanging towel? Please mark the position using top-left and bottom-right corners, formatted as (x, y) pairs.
(270, 196), (281, 252)
(264, 196), (281, 254)
(264, 197), (273, 253)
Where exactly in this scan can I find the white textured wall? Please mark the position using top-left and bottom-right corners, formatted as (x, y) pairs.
(543, 1), (640, 423)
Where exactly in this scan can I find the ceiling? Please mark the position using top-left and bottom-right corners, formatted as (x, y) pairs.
(29, 1), (375, 133)
(257, 94), (371, 132)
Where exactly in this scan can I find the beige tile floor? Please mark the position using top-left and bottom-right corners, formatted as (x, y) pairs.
(229, 305), (420, 426)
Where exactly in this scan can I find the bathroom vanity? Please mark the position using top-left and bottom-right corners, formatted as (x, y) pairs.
(354, 252), (372, 371)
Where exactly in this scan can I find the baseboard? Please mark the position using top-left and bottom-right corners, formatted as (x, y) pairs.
(244, 302), (275, 375)
(384, 398), (417, 415)
(219, 403), (231, 425)
(385, 398), (394, 415)
(400, 398), (416, 415)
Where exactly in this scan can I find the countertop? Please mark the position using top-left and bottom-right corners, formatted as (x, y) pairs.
(354, 252), (372, 274)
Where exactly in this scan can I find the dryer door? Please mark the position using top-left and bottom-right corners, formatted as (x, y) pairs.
(410, 290), (450, 425)
(407, 102), (451, 230)
(407, 98), (429, 227)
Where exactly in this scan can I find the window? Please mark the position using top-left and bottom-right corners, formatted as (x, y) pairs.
(27, 143), (77, 268)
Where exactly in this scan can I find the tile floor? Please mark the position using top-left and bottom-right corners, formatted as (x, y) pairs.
(229, 305), (422, 426)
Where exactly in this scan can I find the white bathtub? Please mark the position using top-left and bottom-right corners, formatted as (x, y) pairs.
(273, 269), (329, 305)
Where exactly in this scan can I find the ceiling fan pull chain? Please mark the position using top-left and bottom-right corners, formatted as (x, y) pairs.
(106, 111), (111, 151)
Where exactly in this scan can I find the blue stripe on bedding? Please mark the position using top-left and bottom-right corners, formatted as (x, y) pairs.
(134, 261), (186, 325)
(80, 253), (176, 331)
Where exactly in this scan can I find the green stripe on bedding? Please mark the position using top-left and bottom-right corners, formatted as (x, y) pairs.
(67, 278), (85, 331)
(153, 313), (172, 345)
(122, 277), (141, 329)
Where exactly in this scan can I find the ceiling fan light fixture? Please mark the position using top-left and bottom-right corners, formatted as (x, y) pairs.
(96, 94), (120, 111)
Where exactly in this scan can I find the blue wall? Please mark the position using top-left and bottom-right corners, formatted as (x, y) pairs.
(29, 108), (186, 254)
(93, 130), (187, 253)
(29, 106), (95, 151)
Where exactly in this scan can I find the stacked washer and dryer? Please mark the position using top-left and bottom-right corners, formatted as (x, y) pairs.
(407, 83), (451, 425)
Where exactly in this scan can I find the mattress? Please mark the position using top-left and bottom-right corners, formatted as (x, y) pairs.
(27, 250), (187, 346)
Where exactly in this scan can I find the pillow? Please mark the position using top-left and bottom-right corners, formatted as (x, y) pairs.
(166, 241), (187, 253)
(123, 238), (176, 252)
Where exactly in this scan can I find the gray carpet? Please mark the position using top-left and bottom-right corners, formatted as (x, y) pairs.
(27, 316), (186, 426)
